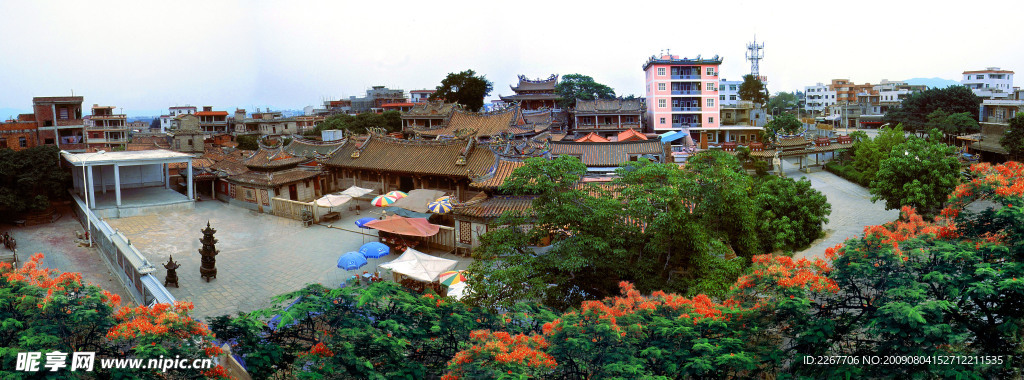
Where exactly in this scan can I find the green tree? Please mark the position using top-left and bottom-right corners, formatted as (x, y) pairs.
(429, 69), (493, 112)
(766, 91), (799, 114)
(884, 85), (980, 135)
(927, 108), (980, 143)
(753, 176), (831, 252)
(0, 254), (230, 379)
(1000, 113), (1024, 160)
(0, 145), (71, 215)
(762, 113), (804, 142)
(738, 74), (769, 106)
(554, 73), (616, 109)
(149, 117), (160, 130)
(870, 130), (960, 217)
(235, 135), (259, 150)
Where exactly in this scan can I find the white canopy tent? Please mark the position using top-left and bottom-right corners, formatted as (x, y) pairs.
(339, 185), (375, 198)
(379, 248), (458, 283)
(446, 282), (469, 300)
(315, 194), (352, 209)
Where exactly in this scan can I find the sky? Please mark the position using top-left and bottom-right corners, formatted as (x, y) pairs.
(1, 0), (1021, 118)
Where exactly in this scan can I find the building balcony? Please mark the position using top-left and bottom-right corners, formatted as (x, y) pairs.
(86, 137), (128, 144)
(670, 75), (701, 80)
(671, 90), (701, 95)
(672, 107), (702, 112)
(672, 122), (701, 129)
(576, 122), (642, 130)
(986, 117), (1011, 124)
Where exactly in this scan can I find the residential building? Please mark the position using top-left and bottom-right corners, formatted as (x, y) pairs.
(160, 106), (197, 132)
(571, 98), (644, 140)
(643, 53), (721, 135)
(719, 79), (742, 106)
(962, 67), (1014, 99)
(233, 109), (300, 136)
(830, 79), (876, 104)
(295, 115), (324, 134)
(196, 106), (229, 134)
(0, 114), (38, 151)
(499, 75), (562, 110)
(803, 83), (836, 114)
(350, 86), (406, 113)
(717, 100), (766, 145)
(128, 120), (150, 131)
(171, 114), (205, 153)
(979, 88), (1024, 124)
(875, 79), (926, 113)
(33, 96), (86, 152)
(410, 89), (435, 103)
(85, 105), (128, 151)
(381, 102), (415, 113)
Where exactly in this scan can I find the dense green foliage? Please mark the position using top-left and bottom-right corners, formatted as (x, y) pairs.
(753, 176), (831, 252)
(209, 282), (549, 379)
(762, 113), (804, 142)
(825, 125), (907, 186)
(0, 145), (71, 214)
(766, 91), (800, 114)
(429, 69), (493, 112)
(235, 135), (259, 150)
(870, 130), (960, 216)
(1, 255), (229, 379)
(307, 111), (403, 137)
(884, 85), (981, 134)
(555, 74), (616, 109)
(467, 151), (829, 311)
(1001, 113), (1024, 160)
(926, 108), (980, 142)
(149, 118), (159, 130)
(738, 74), (769, 106)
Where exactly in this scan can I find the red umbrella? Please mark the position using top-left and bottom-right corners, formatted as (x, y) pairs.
(364, 216), (440, 237)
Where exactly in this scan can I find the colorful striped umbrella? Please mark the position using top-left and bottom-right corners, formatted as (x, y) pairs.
(439, 270), (467, 287)
(427, 199), (453, 214)
(386, 190), (408, 199)
(371, 194), (398, 207)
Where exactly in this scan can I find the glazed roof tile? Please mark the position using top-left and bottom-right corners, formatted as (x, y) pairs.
(573, 98), (644, 114)
(470, 159), (527, 190)
(283, 138), (346, 158)
(453, 195), (536, 219)
(322, 134), (495, 178)
(401, 102), (460, 117)
(549, 139), (663, 167)
(227, 167), (319, 187)
(509, 74), (559, 92)
(415, 107), (518, 138)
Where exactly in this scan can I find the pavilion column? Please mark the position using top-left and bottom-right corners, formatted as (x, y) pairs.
(165, 163), (170, 189)
(114, 164), (121, 206)
(99, 166), (106, 194)
(87, 165), (96, 209)
(187, 159), (194, 200)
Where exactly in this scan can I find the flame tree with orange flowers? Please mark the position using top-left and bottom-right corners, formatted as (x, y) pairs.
(0, 254), (230, 379)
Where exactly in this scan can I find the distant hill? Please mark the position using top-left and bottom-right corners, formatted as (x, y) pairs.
(904, 77), (960, 89)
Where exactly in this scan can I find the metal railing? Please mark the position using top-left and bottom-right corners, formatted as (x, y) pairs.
(670, 75), (700, 80)
(672, 107), (701, 112)
(671, 90), (701, 95)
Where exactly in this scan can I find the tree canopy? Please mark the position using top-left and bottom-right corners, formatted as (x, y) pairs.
(1001, 113), (1024, 160)
(0, 145), (71, 215)
(826, 124), (908, 186)
(555, 74), (616, 109)
(429, 69), (493, 112)
(307, 111), (402, 137)
(762, 113), (804, 142)
(1, 254), (230, 379)
(883, 85), (981, 134)
(738, 74), (769, 106)
(870, 129), (961, 217)
(926, 108), (980, 142)
(766, 91), (800, 114)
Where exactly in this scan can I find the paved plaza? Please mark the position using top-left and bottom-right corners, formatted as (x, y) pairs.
(782, 158), (901, 261)
(105, 200), (472, 320)
(6, 206), (134, 304)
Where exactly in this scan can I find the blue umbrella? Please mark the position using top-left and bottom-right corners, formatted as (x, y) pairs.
(360, 242), (390, 259)
(355, 217), (377, 228)
(337, 251), (368, 270)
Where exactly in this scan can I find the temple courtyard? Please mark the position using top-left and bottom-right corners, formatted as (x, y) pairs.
(105, 200), (472, 320)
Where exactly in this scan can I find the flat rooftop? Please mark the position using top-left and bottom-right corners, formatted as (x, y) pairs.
(62, 149), (193, 165)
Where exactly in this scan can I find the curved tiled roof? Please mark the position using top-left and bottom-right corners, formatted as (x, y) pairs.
(510, 74), (558, 92)
(283, 138), (346, 158)
(549, 139), (663, 167)
(470, 158), (527, 190)
(244, 146), (305, 170)
(453, 195), (536, 219)
(401, 102), (460, 117)
(322, 134), (495, 178)
(573, 98), (644, 114)
(415, 107), (519, 138)
(227, 167), (319, 188)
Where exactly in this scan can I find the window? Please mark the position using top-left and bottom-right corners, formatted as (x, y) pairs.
(709, 117), (714, 124)
(720, 95), (726, 100)
(729, 95), (737, 100)
(706, 67), (715, 76)
(658, 99), (666, 108)
(0, 138), (6, 148)
(657, 67), (666, 76)
(976, 75), (984, 80)
(659, 117), (666, 124)
(658, 83), (666, 91)
(706, 98), (714, 107)
(18, 137), (26, 147)
(730, 85), (737, 91)
(708, 82), (715, 91)
(59, 108), (68, 120)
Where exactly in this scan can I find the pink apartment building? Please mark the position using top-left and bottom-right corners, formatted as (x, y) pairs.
(643, 53), (721, 136)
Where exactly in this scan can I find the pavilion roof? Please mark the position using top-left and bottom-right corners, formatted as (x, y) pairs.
(510, 74), (559, 92)
(401, 102), (460, 118)
(470, 158), (528, 190)
(227, 167), (319, 188)
(453, 195), (536, 219)
(414, 107), (519, 138)
(283, 137), (346, 158)
(576, 132), (610, 142)
(549, 139), (663, 167)
(573, 98), (644, 114)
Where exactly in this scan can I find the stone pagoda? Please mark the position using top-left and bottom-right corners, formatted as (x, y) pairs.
(198, 222), (219, 282)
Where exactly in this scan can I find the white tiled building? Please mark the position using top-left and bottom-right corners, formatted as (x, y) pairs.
(718, 79), (742, 106)
(803, 83), (836, 114)
(962, 67), (1015, 99)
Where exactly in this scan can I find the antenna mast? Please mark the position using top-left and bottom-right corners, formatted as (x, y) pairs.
(745, 36), (764, 77)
